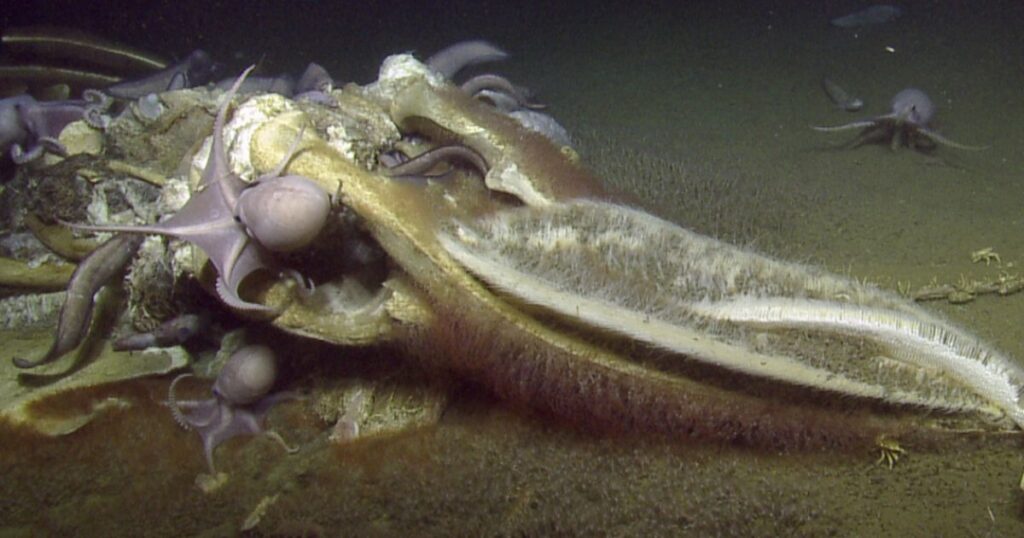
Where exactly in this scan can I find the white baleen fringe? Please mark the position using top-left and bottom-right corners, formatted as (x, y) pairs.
(439, 200), (1024, 428)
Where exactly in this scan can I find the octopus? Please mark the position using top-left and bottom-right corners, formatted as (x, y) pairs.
(66, 66), (330, 315)
(0, 90), (112, 163)
(813, 88), (984, 151)
(168, 345), (297, 474)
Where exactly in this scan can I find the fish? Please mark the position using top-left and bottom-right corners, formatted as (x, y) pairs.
(426, 40), (508, 80)
(104, 49), (217, 99)
(830, 5), (903, 28)
(821, 78), (864, 112)
(12, 233), (143, 369)
(112, 313), (206, 351)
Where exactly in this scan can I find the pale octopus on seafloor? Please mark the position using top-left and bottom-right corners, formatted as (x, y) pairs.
(813, 88), (984, 151)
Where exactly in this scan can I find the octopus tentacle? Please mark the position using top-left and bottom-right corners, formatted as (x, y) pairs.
(280, 268), (315, 297)
(264, 430), (300, 454)
(214, 275), (275, 314)
(916, 127), (987, 151)
(209, 65), (255, 205)
(811, 119), (882, 133)
(168, 373), (199, 430)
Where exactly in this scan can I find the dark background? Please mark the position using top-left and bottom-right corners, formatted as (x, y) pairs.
(3, 0), (956, 84)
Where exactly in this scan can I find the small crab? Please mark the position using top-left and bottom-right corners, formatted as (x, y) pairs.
(971, 247), (1001, 266)
(875, 435), (906, 469)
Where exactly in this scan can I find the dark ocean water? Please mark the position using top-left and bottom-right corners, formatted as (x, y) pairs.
(3, 1), (1024, 536)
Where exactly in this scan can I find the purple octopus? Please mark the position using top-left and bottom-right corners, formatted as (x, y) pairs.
(0, 90), (111, 164)
(168, 344), (298, 473)
(0, 50), (222, 165)
(68, 66), (330, 315)
(813, 88), (984, 151)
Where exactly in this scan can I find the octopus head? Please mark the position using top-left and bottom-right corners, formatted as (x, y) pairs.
(213, 345), (278, 405)
(237, 175), (331, 253)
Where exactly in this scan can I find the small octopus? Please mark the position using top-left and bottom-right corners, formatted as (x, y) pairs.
(68, 65), (331, 315)
(0, 90), (112, 164)
(168, 344), (298, 475)
(813, 88), (984, 152)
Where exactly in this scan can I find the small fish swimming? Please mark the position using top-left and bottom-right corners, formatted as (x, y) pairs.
(830, 5), (903, 28)
(821, 78), (864, 112)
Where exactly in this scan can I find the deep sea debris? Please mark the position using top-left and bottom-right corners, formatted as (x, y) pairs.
(168, 344), (298, 474)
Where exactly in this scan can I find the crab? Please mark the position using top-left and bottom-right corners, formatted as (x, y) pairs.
(971, 247), (1001, 266)
(875, 436), (906, 469)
